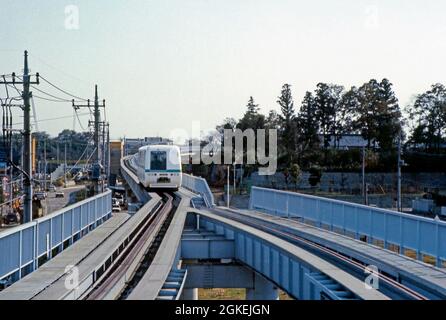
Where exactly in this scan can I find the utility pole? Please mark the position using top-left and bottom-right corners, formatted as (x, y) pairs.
(64, 143), (67, 187)
(9, 140), (13, 207)
(240, 163), (243, 195)
(72, 85), (105, 195)
(227, 165), (230, 208)
(94, 85), (101, 188)
(0, 51), (39, 223)
(101, 121), (106, 190)
(362, 147), (368, 206)
(106, 123), (110, 185)
(44, 139), (47, 191)
(397, 134), (403, 212)
(233, 164), (236, 196)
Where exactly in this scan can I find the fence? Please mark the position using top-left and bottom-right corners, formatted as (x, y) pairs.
(181, 174), (215, 207)
(0, 190), (112, 283)
(250, 186), (446, 267)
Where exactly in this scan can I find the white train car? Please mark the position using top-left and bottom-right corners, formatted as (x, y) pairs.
(135, 145), (182, 191)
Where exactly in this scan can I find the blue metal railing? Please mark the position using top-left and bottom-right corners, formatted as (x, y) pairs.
(0, 190), (112, 284)
(250, 187), (446, 268)
(181, 174), (215, 207)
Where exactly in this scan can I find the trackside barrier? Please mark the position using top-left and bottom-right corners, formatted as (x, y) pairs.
(249, 187), (446, 268)
(0, 190), (112, 284)
(181, 174), (215, 207)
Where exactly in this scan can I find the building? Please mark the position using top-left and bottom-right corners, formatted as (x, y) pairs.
(318, 134), (373, 150)
(109, 140), (124, 182)
(123, 137), (173, 156)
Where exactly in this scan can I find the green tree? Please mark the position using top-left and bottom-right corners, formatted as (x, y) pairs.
(308, 165), (323, 187)
(238, 96), (265, 131)
(265, 110), (281, 130)
(375, 79), (402, 151)
(314, 83), (344, 150)
(354, 79), (402, 151)
(296, 92), (320, 154)
(355, 79), (381, 148)
(339, 86), (360, 135)
(406, 83), (446, 152)
(277, 84), (296, 164)
(289, 163), (301, 190)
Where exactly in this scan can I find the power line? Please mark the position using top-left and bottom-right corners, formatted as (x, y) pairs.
(30, 96), (39, 132)
(12, 112), (90, 125)
(15, 75), (85, 103)
(30, 84), (73, 102)
(32, 94), (74, 103)
(39, 75), (88, 102)
(28, 52), (92, 87)
(75, 109), (87, 131)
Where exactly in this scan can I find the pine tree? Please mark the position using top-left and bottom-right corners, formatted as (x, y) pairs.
(277, 84), (296, 164)
(314, 83), (344, 149)
(355, 79), (381, 148)
(296, 91), (320, 152)
(339, 86), (360, 135)
(375, 78), (401, 151)
(247, 96), (260, 114)
(354, 79), (401, 151)
(238, 96), (264, 131)
(265, 110), (281, 130)
(277, 84), (295, 123)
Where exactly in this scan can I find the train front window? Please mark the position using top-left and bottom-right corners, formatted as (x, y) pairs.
(150, 151), (167, 171)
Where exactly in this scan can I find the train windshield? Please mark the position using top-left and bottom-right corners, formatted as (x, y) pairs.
(150, 151), (167, 171)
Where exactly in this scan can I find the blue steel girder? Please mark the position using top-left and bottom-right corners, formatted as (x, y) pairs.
(182, 212), (387, 300)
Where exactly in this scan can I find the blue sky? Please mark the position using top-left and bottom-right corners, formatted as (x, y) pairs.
(1, 0), (446, 139)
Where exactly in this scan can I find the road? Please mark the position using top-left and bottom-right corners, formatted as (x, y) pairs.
(43, 185), (86, 215)
(0, 185), (86, 232)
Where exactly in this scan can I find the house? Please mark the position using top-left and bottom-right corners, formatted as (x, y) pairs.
(318, 134), (374, 150)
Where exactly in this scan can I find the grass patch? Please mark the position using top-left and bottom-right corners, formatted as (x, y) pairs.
(198, 289), (293, 300)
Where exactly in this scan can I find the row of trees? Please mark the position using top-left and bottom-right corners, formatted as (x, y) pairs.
(215, 79), (446, 171)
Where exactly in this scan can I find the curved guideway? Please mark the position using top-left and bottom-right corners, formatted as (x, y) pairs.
(188, 206), (389, 300)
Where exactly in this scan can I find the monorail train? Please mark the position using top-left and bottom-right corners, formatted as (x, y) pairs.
(135, 145), (182, 191)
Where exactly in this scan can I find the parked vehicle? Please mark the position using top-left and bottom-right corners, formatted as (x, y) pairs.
(4, 212), (20, 225)
(0, 278), (11, 290)
(55, 192), (65, 198)
(35, 191), (47, 200)
(112, 204), (121, 212)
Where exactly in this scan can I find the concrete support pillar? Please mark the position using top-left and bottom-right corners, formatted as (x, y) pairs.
(182, 288), (198, 300)
(246, 273), (279, 300)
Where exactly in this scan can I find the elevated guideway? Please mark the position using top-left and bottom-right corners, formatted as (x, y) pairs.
(120, 156), (150, 203)
(125, 189), (194, 300)
(0, 196), (162, 300)
(109, 162), (446, 300)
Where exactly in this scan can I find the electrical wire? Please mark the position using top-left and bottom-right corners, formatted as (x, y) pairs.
(14, 75), (85, 103)
(28, 52), (92, 87)
(75, 109), (86, 131)
(12, 112), (90, 126)
(30, 85), (75, 102)
(39, 75), (88, 102)
(32, 94), (74, 103)
(30, 96), (39, 132)
(61, 136), (94, 179)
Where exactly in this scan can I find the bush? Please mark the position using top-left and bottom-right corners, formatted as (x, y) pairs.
(308, 165), (323, 187)
(290, 164), (301, 188)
